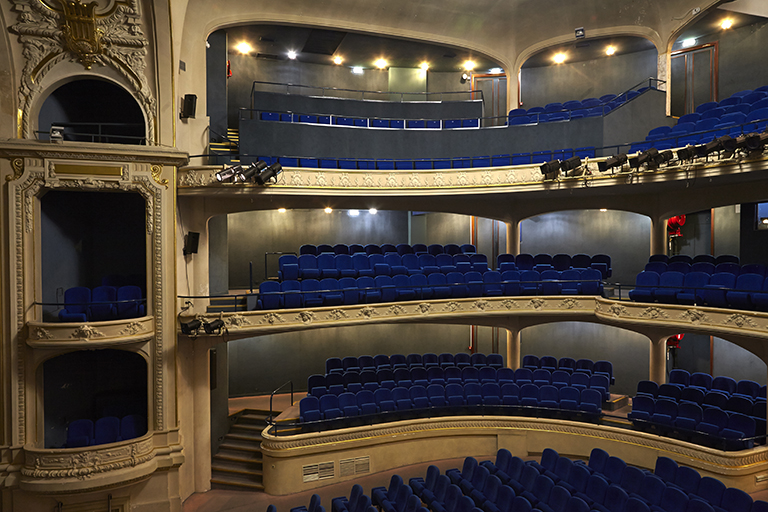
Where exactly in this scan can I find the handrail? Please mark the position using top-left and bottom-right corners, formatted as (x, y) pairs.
(192, 111), (768, 167)
(250, 80), (484, 108)
(36, 121), (147, 144)
(35, 298), (148, 307)
(266, 380), (294, 435)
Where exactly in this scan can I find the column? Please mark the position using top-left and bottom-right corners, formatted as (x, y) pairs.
(650, 217), (667, 257)
(193, 340), (212, 492)
(506, 326), (521, 370)
(649, 335), (667, 384)
(506, 221), (520, 256)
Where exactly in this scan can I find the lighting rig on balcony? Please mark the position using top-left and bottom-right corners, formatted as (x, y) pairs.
(215, 161), (283, 185)
(597, 153), (628, 173)
(540, 155), (587, 181)
(628, 148), (674, 170)
(676, 131), (768, 163)
(180, 318), (227, 336)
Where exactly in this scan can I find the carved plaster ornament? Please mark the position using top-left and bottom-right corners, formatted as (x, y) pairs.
(9, 0), (156, 142)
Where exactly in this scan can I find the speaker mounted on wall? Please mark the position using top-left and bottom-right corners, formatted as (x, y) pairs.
(183, 232), (200, 255)
(180, 94), (197, 119)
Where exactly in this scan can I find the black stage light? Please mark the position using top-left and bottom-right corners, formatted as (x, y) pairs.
(676, 145), (697, 161)
(255, 162), (283, 185)
(540, 160), (561, 180)
(180, 319), (202, 335)
(237, 160), (268, 182)
(204, 319), (226, 334)
(698, 135), (737, 157)
(637, 148), (659, 167)
(601, 153), (627, 172)
(735, 133), (764, 152)
(216, 165), (241, 182)
(560, 156), (582, 176)
(654, 150), (674, 166)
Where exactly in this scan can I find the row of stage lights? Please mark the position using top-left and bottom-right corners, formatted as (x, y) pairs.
(540, 130), (768, 180)
(215, 161), (283, 185)
(180, 318), (225, 336)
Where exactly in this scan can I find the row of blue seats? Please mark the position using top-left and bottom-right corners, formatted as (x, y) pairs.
(261, 111), (482, 129)
(631, 114), (768, 153)
(325, 352), (503, 374)
(662, 370), (766, 399)
(65, 414), (146, 448)
(278, 253), (492, 281)
(497, 253), (611, 279)
(637, 382), (765, 418)
(298, 383), (604, 432)
(257, 270), (605, 310)
(58, 285), (146, 322)
(522, 355), (613, 380)
(647, 254), (739, 265)
(507, 89), (654, 122)
(643, 261), (764, 277)
(629, 270), (768, 311)
(308, 367), (612, 400)
(481, 448), (765, 512)
(629, 395), (759, 450)
(298, 243), (477, 256)
(681, 89), (768, 119)
(250, 148), (598, 170)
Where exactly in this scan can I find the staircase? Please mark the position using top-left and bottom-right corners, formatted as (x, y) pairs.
(209, 128), (240, 165)
(211, 409), (269, 491)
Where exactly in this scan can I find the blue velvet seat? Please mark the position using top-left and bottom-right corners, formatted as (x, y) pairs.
(59, 286), (91, 322)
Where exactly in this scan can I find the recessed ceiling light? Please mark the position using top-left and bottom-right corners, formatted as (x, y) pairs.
(287, 50), (298, 60)
(682, 38), (697, 48)
(599, 208), (608, 212)
(553, 53), (567, 64)
(324, 207), (333, 214)
(375, 58), (388, 69)
(721, 18), (733, 30)
(489, 68), (503, 74)
(333, 55), (343, 65)
(235, 42), (253, 55)
(420, 62), (430, 71)
(605, 46), (616, 56)
(351, 66), (364, 75)
(278, 208), (287, 213)
(368, 208), (378, 215)
(463, 60), (475, 71)
(348, 210), (360, 217)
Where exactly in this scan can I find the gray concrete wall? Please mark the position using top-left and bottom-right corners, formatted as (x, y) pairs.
(677, 210), (712, 257)
(602, 90), (674, 149)
(519, 209), (651, 287)
(206, 30), (228, 140)
(520, 48), (658, 109)
(713, 205), (740, 258)
(210, 343), (230, 455)
(520, 322), (651, 397)
(702, 18), (768, 99)
(208, 214), (229, 295)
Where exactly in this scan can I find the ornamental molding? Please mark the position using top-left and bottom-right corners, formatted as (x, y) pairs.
(296, 311), (316, 324)
(527, 298), (545, 310)
(417, 303), (432, 314)
(10, 162), (167, 440)
(640, 307), (669, 320)
(9, 0), (157, 143)
(558, 298), (580, 310)
(71, 324), (106, 340)
(260, 312), (284, 325)
(226, 314), (251, 327)
(118, 321), (143, 336)
(387, 305), (406, 316)
(607, 304), (629, 317)
(327, 309), (348, 320)
(22, 436), (155, 480)
(679, 309), (710, 324)
(723, 314), (759, 329)
(260, 416), (768, 469)
(358, 307), (378, 319)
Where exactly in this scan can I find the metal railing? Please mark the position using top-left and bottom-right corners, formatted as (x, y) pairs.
(251, 80), (483, 106)
(266, 380), (294, 436)
(36, 122), (146, 145)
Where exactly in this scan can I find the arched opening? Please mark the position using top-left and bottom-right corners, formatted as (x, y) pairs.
(40, 190), (147, 322)
(43, 349), (148, 448)
(37, 78), (146, 144)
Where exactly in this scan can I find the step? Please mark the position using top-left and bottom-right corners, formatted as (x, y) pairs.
(224, 432), (263, 444)
(232, 423), (266, 434)
(218, 439), (263, 453)
(605, 394), (630, 412)
(215, 450), (263, 464)
(211, 477), (264, 492)
(212, 459), (263, 476)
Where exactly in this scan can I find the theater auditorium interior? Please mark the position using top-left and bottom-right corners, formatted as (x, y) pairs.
(4, 0), (768, 511)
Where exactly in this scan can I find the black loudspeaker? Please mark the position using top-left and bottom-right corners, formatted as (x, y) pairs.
(180, 94), (197, 119)
(183, 232), (200, 255)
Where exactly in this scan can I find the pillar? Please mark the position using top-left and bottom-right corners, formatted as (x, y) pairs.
(657, 51), (671, 116)
(506, 221), (520, 255)
(193, 340), (212, 492)
(506, 326), (521, 370)
(650, 217), (667, 257)
(649, 335), (667, 385)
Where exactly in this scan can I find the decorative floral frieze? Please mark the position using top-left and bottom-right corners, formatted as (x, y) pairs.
(260, 313), (285, 325)
(417, 303), (432, 314)
(296, 311), (316, 324)
(558, 298), (580, 310)
(226, 314), (252, 327)
(388, 305), (406, 316)
(500, 299), (520, 310)
(358, 307), (378, 319)
(178, 170), (214, 187)
(31, 327), (53, 340)
(679, 309), (710, 324)
(723, 314), (759, 329)
(71, 325), (105, 340)
(444, 302), (461, 312)
(473, 300), (491, 311)
(118, 321), (143, 335)
(640, 307), (669, 320)
(607, 304), (629, 317)
(527, 299), (545, 310)
(327, 309), (348, 320)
